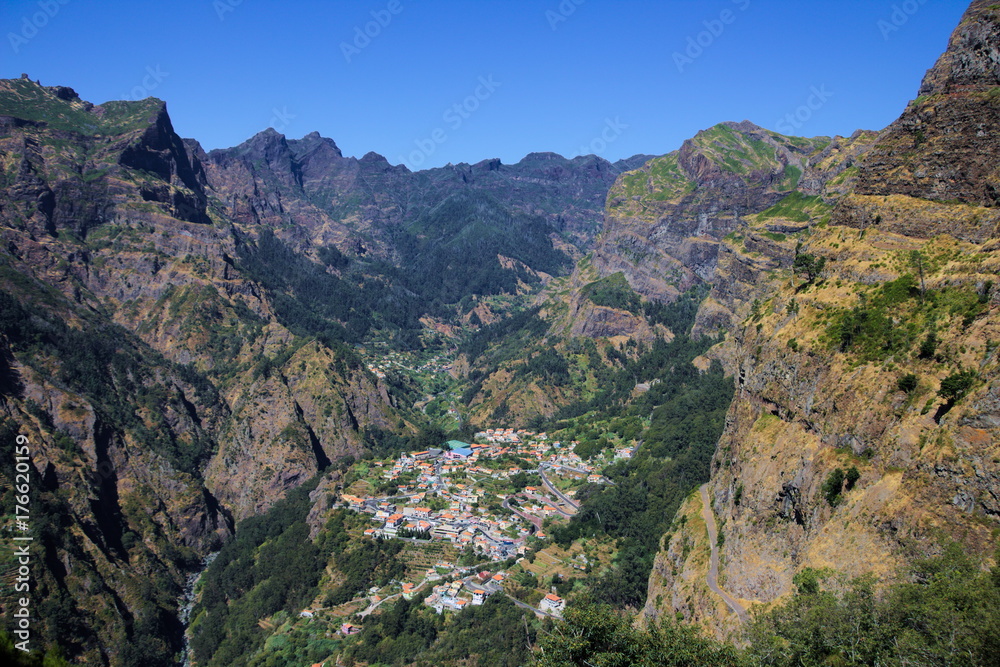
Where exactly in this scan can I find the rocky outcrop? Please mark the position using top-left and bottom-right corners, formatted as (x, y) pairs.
(0, 79), (401, 664)
(852, 1), (1000, 216)
(592, 122), (834, 302)
(204, 126), (653, 260)
(643, 1), (1000, 633)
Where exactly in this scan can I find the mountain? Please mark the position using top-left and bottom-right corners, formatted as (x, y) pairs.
(2, 1), (1000, 662)
(0, 75), (652, 664)
(633, 0), (1000, 637)
(456, 121), (874, 427)
(0, 78), (400, 664)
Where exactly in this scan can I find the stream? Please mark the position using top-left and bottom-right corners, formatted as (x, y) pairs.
(177, 551), (219, 667)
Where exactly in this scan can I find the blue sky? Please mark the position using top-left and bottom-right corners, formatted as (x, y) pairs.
(1, 0), (970, 169)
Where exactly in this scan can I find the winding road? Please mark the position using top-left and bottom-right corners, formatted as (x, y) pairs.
(538, 466), (580, 513)
(699, 485), (749, 623)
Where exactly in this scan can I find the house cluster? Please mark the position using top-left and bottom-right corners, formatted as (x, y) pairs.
(364, 350), (454, 380)
(356, 498), (525, 561)
(424, 570), (507, 613)
(340, 427), (608, 561)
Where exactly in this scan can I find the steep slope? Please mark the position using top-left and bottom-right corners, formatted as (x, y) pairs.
(645, 0), (1000, 638)
(457, 123), (873, 427)
(594, 121), (841, 301)
(854, 0), (1000, 213)
(0, 80), (399, 665)
(204, 127), (651, 260)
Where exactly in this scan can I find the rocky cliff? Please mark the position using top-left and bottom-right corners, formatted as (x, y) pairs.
(641, 0), (1000, 638)
(853, 0), (1000, 215)
(0, 79), (398, 664)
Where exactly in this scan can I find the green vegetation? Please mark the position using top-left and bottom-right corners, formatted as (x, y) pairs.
(536, 603), (743, 666)
(539, 546), (1000, 667)
(778, 165), (802, 192)
(0, 79), (161, 135)
(616, 154), (695, 203)
(0, 416), (185, 666)
(399, 192), (571, 313)
(938, 369), (977, 405)
(550, 293), (734, 607)
(190, 478), (333, 666)
(821, 467), (857, 507)
(744, 544), (1000, 666)
(759, 192), (831, 223)
(693, 124), (778, 177)
(824, 273), (987, 364)
(0, 289), (217, 473)
(236, 229), (405, 347)
(345, 594), (536, 666)
(582, 272), (641, 313)
(897, 373), (919, 393)
(0, 632), (70, 667)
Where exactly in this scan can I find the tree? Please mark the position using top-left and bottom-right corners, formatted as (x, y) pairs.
(845, 466), (860, 491)
(938, 370), (976, 404)
(535, 604), (745, 666)
(822, 468), (845, 506)
(897, 373), (918, 393)
(793, 243), (827, 285)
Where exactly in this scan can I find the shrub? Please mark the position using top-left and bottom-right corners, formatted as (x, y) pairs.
(822, 468), (845, 506)
(938, 370), (977, 404)
(918, 331), (938, 359)
(897, 373), (918, 393)
(845, 466), (860, 491)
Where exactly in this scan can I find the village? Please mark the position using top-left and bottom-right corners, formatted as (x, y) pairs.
(334, 427), (631, 618)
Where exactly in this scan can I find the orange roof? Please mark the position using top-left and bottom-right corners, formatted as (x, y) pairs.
(544, 593), (562, 602)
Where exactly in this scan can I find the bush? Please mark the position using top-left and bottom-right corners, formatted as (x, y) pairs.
(918, 331), (938, 359)
(822, 468), (845, 506)
(938, 370), (977, 404)
(897, 373), (918, 393)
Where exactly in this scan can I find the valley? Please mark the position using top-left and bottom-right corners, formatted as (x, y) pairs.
(1, 2), (1000, 665)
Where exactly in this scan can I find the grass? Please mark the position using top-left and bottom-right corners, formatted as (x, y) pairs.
(758, 191), (831, 223)
(0, 78), (160, 135)
(613, 153), (695, 205)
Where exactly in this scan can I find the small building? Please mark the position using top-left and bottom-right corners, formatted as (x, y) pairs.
(340, 623), (361, 635)
(539, 593), (565, 615)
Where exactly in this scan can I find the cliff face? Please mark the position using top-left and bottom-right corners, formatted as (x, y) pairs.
(592, 121), (859, 303)
(0, 80), (398, 664)
(850, 0), (1000, 231)
(204, 128), (652, 261)
(641, 0), (1000, 637)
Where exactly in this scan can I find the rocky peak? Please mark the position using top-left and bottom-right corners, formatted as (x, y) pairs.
(851, 0), (1000, 216)
(918, 0), (1000, 95)
(289, 130), (343, 159)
